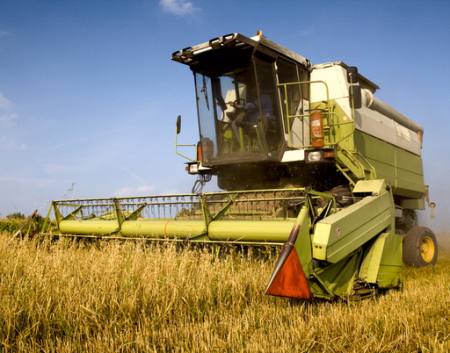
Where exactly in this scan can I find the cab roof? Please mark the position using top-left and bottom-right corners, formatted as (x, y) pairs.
(172, 32), (379, 92)
(172, 32), (310, 68)
(313, 61), (379, 92)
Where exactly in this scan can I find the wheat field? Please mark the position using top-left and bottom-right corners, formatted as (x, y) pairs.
(0, 233), (449, 353)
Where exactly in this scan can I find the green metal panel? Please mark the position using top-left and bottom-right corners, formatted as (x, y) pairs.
(308, 99), (356, 150)
(329, 100), (355, 151)
(359, 232), (389, 283)
(312, 181), (394, 263)
(121, 220), (206, 238)
(293, 206), (313, 275)
(400, 198), (425, 210)
(208, 220), (295, 242)
(309, 251), (362, 299)
(376, 231), (403, 288)
(353, 179), (387, 195)
(353, 131), (425, 198)
(59, 220), (119, 235)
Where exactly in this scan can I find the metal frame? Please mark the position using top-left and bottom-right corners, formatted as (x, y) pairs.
(278, 80), (333, 147)
(47, 188), (315, 239)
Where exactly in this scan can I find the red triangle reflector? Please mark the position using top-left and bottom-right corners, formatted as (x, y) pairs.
(266, 248), (311, 300)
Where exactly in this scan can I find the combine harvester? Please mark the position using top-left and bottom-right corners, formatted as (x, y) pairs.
(43, 32), (437, 300)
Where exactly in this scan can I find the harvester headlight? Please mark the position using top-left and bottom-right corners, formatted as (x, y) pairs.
(307, 151), (323, 162)
(187, 163), (199, 174)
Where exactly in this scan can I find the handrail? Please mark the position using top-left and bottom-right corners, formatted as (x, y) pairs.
(277, 80), (334, 148)
(175, 131), (196, 162)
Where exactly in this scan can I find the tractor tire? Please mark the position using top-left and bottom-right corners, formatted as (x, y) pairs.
(403, 226), (438, 267)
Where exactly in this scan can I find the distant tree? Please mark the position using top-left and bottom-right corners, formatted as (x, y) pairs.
(6, 212), (26, 219)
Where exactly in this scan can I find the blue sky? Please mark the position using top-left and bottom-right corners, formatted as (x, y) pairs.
(0, 0), (449, 231)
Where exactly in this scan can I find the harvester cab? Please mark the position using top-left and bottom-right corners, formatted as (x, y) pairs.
(43, 32), (438, 301)
(174, 32), (369, 193)
(174, 33), (287, 165)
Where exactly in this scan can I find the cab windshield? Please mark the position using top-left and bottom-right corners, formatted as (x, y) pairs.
(194, 52), (283, 165)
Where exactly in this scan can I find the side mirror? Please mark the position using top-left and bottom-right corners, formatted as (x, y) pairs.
(176, 115), (181, 135)
(347, 66), (362, 109)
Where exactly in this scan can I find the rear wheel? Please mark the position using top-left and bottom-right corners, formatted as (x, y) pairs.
(403, 226), (438, 267)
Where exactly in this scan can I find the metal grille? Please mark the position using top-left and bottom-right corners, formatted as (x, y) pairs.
(203, 189), (306, 221)
(53, 189), (307, 222)
(54, 194), (202, 221)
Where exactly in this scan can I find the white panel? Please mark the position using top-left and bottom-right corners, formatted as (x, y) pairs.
(310, 66), (349, 100)
(310, 65), (352, 119)
(281, 150), (305, 162)
(334, 98), (352, 121)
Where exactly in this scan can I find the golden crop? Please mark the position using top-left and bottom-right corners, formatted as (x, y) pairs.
(0, 233), (449, 353)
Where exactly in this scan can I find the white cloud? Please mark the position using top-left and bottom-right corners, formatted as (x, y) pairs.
(0, 112), (18, 128)
(114, 184), (154, 197)
(0, 92), (14, 110)
(0, 93), (17, 128)
(0, 136), (27, 151)
(0, 92), (22, 151)
(0, 93), (22, 149)
(159, 0), (196, 16)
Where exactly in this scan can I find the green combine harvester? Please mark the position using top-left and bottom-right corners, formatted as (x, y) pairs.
(43, 32), (437, 300)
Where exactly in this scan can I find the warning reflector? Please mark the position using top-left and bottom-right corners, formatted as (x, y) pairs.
(266, 225), (311, 300)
